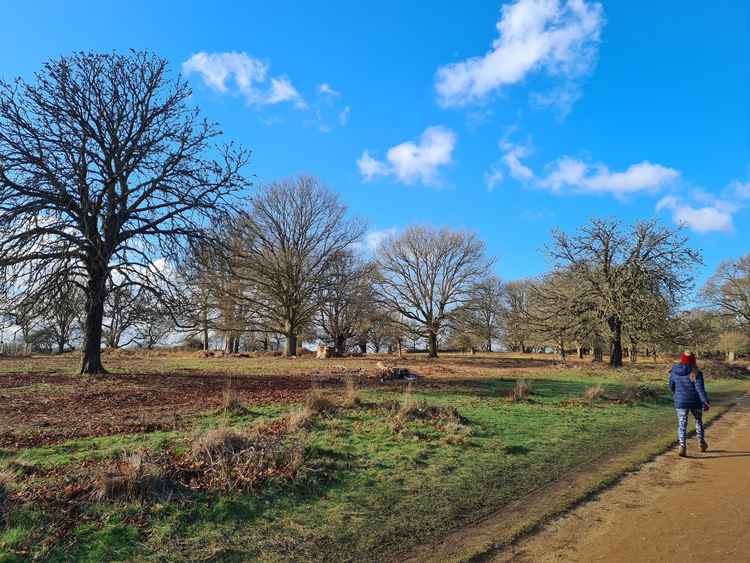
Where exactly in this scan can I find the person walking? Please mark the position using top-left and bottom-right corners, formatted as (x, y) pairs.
(669, 350), (711, 457)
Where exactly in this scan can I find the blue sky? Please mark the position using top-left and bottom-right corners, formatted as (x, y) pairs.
(1, 0), (748, 289)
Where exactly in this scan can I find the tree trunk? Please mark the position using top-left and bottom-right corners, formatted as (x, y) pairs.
(427, 331), (438, 358)
(487, 335), (492, 353)
(727, 350), (736, 363)
(629, 343), (638, 363)
(334, 334), (346, 356)
(57, 338), (65, 354)
(608, 317), (623, 368)
(284, 333), (297, 357)
(358, 341), (367, 354)
(577, 346), (583, 359)
(397, 338), (403, 358)
(202, 306), (209, 351)
(80, 274), (106, 375)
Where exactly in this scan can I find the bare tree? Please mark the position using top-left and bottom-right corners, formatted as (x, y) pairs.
(233, 177), (365, 356)
(315, 250), (375, 355)
(0, 51), (248, 373)
(549, 219), (701, 367)
(501, 279), (534, 352)
(375, 226), (493, 358)
(702, 254), (750, 332)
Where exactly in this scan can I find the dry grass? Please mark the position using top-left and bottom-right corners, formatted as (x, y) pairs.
(509, 379), (532, 402)
(398, 383), (418, 417)
(305, 388), (336, 414)
(286, 388), (338, 432)
(443, 421), (473, 445)
(191, 428), (251, 458)
(343, 376), (362, 408)
(185, 426), (306, 492)
(221, 385), (249, 415)
(94, 450), (169, 501)
(583, 384), (606, 404)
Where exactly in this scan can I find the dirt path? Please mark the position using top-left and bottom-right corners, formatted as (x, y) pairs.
(494, 395), (750, 562)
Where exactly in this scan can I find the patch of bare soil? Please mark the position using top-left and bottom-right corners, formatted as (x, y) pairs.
(0, 371), (350, 448)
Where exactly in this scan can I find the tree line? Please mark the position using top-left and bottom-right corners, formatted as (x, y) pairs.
(0, 51), (748, 372)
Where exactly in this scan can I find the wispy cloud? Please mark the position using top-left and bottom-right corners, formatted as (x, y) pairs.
(318, 82), (340, 97)
(357, 126), (457, 186)
(435, 0), (604, 112)
(338, 105), (351, 126)
(183, 51), (305, 108)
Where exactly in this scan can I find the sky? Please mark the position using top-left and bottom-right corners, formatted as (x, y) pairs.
(1, 0), (748, 290)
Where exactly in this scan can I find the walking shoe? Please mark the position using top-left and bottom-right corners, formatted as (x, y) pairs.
(700, 440), (709, 452)
(678, 445), (687, 457)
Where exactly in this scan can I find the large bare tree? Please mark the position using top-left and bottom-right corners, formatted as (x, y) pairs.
(549, 219), (701, 367)
(0, 51), (248, 373)
(375, 226), (493, 358)
(232, 177), (365, 356)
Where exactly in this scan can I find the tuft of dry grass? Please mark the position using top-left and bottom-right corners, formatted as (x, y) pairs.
(509, 379), (532, 402)
(286, 388), (338, 432)
(583, 384), (605, 404)
(398, 383), (418, 418)
(94, 450), (169, 501)
(221, 385), (249, 415)
(304, 388), (336, 414)
(191, 428), (251, 458)
(443, 421), (473, 445)
(185, 426), (306, 492)
(342, 376), (362, 408)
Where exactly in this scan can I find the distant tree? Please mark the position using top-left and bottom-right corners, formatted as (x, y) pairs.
(233, 177), (365, 356)
(133, 292), (174, 349)
(375, 226), (493, 358)
(0, 51), (248, 373)
(315, 251), (375, 355)
(549, 219), (701, 367)
(501, 279), (534, 352)
(719, 330), (750, 362)
(702, 254), (750, 332)
(103, 282), (146, 349)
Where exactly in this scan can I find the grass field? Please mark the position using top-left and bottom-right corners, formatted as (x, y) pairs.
(0, 351), (747, 561)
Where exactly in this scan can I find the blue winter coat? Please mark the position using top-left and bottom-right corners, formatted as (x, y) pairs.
(668, 364), (710, 409)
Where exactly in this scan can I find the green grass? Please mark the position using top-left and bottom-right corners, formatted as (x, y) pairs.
(1, 366), (747, 562)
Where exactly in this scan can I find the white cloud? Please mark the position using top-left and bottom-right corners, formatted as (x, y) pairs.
(357, 126), (457, 186)
(357, 151), (390, 180)
(501, 141), (535, 181)
(656, 196), (735, 234)
(182, 51), (305, 107)
(484, 167), (504, 191)
(531, 83), (582, 117)
(435, 0), (604, 108)
(338, 105), (351, 126)
(267, 77), (305, 107)
(319, 83), (340, 96)
(540, 157), (679, 195)
(365, 227), (397, 253)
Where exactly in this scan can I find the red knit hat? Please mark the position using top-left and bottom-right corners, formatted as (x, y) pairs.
(680, 351), (696, 366)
